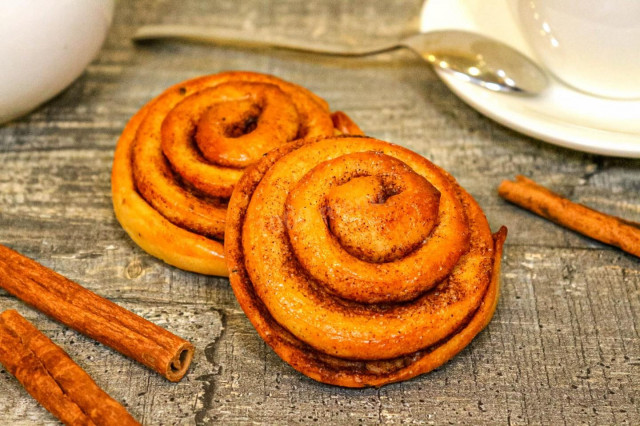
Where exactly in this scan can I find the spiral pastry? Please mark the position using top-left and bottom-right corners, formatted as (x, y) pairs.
(225, 135), (507, 387)
(111, 71), (361, 275)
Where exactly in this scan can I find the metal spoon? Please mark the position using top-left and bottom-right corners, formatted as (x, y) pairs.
(132, 26), (548, 95)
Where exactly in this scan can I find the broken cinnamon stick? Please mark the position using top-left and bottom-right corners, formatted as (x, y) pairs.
(0, 309), (139, 426)
(498, 175), (640, 258)
(0, 244), (194, 382)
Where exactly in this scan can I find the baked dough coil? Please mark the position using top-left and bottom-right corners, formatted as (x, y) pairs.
(112, 71), (361, 275)
(226, 135), (507, 387)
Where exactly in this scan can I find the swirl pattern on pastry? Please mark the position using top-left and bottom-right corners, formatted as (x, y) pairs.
(112, 71), (361, 275)
(225, 135), (507, 387)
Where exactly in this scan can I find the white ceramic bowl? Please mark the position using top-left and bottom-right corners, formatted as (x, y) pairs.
(0, 0), (114, 124)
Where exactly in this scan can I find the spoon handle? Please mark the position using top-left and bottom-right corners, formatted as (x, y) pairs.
(132, 25), (401, 57)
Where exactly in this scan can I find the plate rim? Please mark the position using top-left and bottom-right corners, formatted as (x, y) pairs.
(420, 0), (640, 158)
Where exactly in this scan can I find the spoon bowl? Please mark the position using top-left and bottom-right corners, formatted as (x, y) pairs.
(400, 31), (548, 95)
(133, 26), (548, 96)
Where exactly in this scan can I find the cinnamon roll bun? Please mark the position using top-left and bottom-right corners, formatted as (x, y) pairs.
(111, 71), (361, 275)
(225, 135), (507, 387)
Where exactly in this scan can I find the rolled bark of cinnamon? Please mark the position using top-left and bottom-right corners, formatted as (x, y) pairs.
(0, 309), (139, 426)
(0, 244), (194, 382)
(498, 175), (640, 258)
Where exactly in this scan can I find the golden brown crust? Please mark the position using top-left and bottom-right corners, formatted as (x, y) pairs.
(225, 135), (507, 387)
(112, 102), (228, 276)
(331, 111), (364, 136)
(112, 71), (356, 275)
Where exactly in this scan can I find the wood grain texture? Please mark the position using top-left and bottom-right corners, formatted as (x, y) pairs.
(0, 0), (638, 424)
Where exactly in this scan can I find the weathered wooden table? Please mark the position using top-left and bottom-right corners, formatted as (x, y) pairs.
(1, 1), (638, 424)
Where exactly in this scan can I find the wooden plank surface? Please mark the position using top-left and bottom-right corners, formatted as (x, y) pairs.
(0, 0), (638, 424)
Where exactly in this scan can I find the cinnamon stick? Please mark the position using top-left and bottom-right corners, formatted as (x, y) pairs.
(0, 310), (139, 426)
(498, 175), (640, 258)
(0, 244), (194, 381)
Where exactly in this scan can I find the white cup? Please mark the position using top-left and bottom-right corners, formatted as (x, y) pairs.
(0, 0), (114, 124)
(514, 0), (640, 99)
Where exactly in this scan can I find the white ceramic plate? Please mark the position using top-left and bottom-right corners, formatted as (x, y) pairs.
(420, 0), (640, 157)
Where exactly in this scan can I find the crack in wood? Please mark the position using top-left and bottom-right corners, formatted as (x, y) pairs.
(195, 310), (225, 425)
